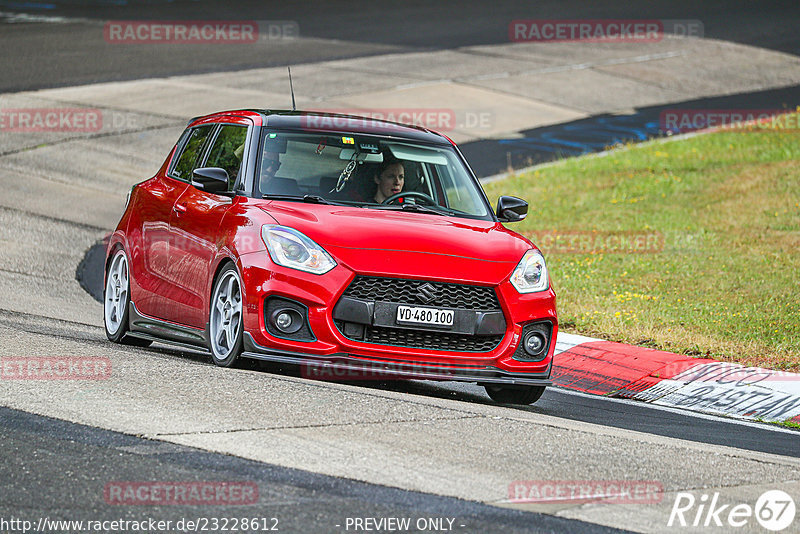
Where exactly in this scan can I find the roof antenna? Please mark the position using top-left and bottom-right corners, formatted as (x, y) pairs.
(288, 66), (296, 111)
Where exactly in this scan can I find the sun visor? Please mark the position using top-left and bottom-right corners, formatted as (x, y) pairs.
(384, 144), (448, 165)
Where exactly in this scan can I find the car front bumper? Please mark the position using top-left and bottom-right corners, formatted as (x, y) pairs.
(238, 251), (557, 383)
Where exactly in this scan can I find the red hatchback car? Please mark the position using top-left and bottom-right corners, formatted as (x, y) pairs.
(104, 109), (557, 404)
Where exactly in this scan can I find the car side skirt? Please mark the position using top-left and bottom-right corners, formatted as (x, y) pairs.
(128, 302), (207, 348)
(124, 302), (552, 387)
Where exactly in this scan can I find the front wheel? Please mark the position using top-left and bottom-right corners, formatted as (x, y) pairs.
(208, 264), (244, 367)
(484, 384), (546, 405)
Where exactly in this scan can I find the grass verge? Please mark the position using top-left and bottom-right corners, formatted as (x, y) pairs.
(483, 119), (800, 371)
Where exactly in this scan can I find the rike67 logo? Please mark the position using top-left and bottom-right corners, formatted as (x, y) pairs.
(668, 490), (795, 531)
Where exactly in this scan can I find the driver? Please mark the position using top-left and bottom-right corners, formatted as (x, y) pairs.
(259, 150), (282, 193)
(373, 157), (404, 203)
(262, 150), (281, 181)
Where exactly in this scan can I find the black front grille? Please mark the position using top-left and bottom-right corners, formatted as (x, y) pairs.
(344, 276), (500, 310)
(336, 322), (503, 352)
(336, 276), (505, 353)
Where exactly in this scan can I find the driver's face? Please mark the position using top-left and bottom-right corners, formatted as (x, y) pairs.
(375, 163), (404, 202)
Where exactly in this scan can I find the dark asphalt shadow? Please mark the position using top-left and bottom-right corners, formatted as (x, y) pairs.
(461, 83), (800, 176)
(0, 406), (632, 534)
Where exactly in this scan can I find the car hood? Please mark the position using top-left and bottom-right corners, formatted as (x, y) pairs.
(259, 202), (534, 284)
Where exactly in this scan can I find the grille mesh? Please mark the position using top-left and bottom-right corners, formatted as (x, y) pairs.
(343, 276), (500, 310)
(362, 325), (503, 352)
(336, 276), (505, 353)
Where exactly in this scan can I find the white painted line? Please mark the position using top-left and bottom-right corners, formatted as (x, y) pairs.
(631, 361), (800, 422)
(553, 332), (603, 355)
(551, 387), (800, 436)
(0, 11), (91, 24)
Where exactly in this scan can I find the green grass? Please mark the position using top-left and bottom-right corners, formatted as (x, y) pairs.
(484, 119), (800, 371)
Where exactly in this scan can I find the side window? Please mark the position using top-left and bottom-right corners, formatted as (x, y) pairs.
(204, 124), (249, 190)
(171, 125), (215, 181)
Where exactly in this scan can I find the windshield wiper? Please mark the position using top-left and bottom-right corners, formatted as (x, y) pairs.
(262, 194), (354, 207)
(402, 203), (456, 216)
(301, 194), (331, 204)
(371, 203), (455, 217)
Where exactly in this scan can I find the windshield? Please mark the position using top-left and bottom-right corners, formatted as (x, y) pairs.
(255, 131), (492, 219)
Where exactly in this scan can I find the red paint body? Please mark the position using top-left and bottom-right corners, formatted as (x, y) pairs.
(107, 110), (557, 380)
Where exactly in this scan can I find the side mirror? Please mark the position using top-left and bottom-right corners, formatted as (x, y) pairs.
(192, 167), (229, 194)
(496, 196), (528, 222)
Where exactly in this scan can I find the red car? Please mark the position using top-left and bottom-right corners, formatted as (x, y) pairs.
(104, 109), (557, 404)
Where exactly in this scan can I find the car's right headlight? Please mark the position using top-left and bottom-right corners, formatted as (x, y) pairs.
(261, 225), (336, 275)
(510, 249), (549, 293)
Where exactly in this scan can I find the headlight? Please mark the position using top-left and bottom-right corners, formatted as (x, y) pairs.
(261, 225), (336, 275)
(510, 249), (548, 293)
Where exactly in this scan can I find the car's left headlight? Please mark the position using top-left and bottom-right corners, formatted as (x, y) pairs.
(510, 249), (549, 293)
(261, 225), (336, 275)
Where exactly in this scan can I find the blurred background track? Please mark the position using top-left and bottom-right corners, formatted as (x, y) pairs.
(1, 3), (799, 532)
(2, 0), (799, 92)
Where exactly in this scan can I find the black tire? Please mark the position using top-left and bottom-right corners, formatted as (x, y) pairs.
(103, 248), (152, 347)
(207, 263), (244, 367)
(484, 384), (546, 405)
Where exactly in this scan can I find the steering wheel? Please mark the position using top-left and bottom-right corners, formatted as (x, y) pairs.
(381, 191), (437, 205)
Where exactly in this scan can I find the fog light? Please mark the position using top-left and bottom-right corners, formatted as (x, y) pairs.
(276, 312), (293, 331)
(523, 332), (546, 356)
(270, 308), (303, 334)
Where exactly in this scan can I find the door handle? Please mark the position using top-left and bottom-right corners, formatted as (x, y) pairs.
(173, 203), (187, 215)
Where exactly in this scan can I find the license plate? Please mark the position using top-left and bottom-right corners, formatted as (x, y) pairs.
(396, 305), (454, 327)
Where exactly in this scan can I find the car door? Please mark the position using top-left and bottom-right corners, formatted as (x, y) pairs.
(134, 124), (215, 321)
(165, 120), (251, 328)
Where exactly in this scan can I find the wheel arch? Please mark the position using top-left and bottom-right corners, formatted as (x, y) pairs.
(207, 255), (245, 322)
(104, 238), (127, 287)
(209, 257), (238, 296)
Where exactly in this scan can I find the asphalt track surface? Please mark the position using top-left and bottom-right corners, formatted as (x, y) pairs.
(2, 2), (800, 533)
(3, 1), (800, 175)
(1, 406), (628, 534)
(2, 0), (799, 93)
(13, 279), (800, 461)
